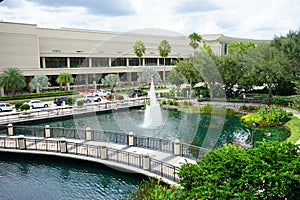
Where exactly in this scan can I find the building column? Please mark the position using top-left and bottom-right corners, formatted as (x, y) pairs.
(67, 57), (70, 68)
(85, 74), (89, 88)
(109, 58), (112, 67)
(126, 58), (129, 67)
(127, 72), (132, 82)
(89, 57), (92, 68)
(142, 58), (145, 66)
(157, 58), (160, 66)
(42, 57), (46, 68)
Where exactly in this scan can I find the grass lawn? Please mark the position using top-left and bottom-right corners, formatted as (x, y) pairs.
(285, 116), (300, 143)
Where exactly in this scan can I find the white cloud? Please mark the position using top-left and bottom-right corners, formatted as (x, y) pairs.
(0, 0), (299, 39)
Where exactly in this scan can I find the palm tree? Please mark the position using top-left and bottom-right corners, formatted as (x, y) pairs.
(0, 67), (26, 95)
(56, 73), (74, 91)
(158, 39), (171, 82)
(133, 40), (146, 67)
(188, 32), (202, 56)
(29, 75), (51, 93)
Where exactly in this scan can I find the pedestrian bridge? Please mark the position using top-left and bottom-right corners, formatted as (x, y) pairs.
(0, 124), (208, 185)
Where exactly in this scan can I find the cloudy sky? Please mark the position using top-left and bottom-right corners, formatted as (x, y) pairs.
(0, 0), (299, 39)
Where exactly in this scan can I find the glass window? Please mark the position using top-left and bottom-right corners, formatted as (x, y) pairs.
(129, 58), (139, 66)
(92, 57), (109, 67)
(131, 72), (138, 81)
(111, 58), (126, 67)
(70, 57), (88, 68)
(45, 57), (67, 68)
(145, 58), (157, 66)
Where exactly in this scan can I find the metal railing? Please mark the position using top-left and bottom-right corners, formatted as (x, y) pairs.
(0, 98), (148, 124)
(0, 135), (179, 182)
(0, 124), (208, 160)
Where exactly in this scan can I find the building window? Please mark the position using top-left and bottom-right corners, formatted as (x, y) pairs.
(129, 58), (139, 66)
(131, 72), (138, 81)
(45, 57), (67, 68)
(119, 73), (127, 82)
(92, 57), (109, 67)
(159, 58), (171, 65)
(145, 58), (157, 66)
(70, 57), (88, 68)
(111, 58), (126, 67)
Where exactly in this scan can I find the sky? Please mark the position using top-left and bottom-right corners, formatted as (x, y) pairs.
(0, 0), (299, 39)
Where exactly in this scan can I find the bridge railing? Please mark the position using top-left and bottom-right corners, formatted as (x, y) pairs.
(0, 135), (179, 182)
(0, 124), (208, 160)
(0, 98), (148, 124)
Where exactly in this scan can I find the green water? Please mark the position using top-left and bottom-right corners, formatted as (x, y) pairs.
(19, 108), (290, 148)
(0, 153), (142, 200)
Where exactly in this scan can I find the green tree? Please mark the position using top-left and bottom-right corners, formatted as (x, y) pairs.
(133, 40), (146, 66)
(188, 32), (202, 56)
(202, 43), (213, 55)
(243, 43), (289, 104)
(292, 76), (300, 108)
(228, 41), (255, 55)
(0, 67), (26, 95)
(56, 72), (74, 91)
(167, 69), (185, 88)
(158, 39), (171, 81)
(101, 74), (120, 92)
(138, 68), (161, 86)
(29, 75), (51, 93)
(178, 141), (300, 199)
(174, 59), (201, 88)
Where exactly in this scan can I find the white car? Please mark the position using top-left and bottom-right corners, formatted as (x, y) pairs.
(0, 103), (14, 112)
(96, 89), (108, 97)
(83, 94), (103, 103)
(27, 100), (49, 109)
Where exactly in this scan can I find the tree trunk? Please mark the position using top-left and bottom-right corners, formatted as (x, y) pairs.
(268, 85), (272, 106)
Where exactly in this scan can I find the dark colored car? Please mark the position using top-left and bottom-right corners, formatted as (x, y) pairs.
(53, 96), (68, 106)
(127, 89), (143, 98)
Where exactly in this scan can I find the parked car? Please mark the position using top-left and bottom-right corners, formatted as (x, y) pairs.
(96, 89), (108, 97)
(0, 103), (14, 112)
(83, 94), (103, 103)
(27, 100), (49, 109)
(127, 89), (143, 98)
(53, 96), (68, 106)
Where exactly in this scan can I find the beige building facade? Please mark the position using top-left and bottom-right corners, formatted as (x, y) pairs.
(0, 21), (268, 89)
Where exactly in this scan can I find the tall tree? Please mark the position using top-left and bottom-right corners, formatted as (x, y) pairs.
(228, 41), (255, 55)
(0, 67), (26, 95)
(56, 73), (74, 91)
(244, 43), (289, 104)
(188, 32), (202, 56)
(29, 75), (51, 93)
(158, 39), (171, 81)
(133, 40), (146, 67)
(101, 74), (120, 92)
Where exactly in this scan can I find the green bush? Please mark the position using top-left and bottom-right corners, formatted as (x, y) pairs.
(108, 94), (114, 101)
(160, 100), (167, 105)
(117, 95), (124, 100)
(20, 104), (30, 111)
(66, 97), (75, 106)
(172, 99), (178, 106)
(271, 95), (294, 106)
(182, 100), (193, 106)
(76, 100), (84, 107)
(142, 91), (148, 96)
(178, 141), (300, 199)
(14, 102), (24, 110)
(167, 99), (173, 105)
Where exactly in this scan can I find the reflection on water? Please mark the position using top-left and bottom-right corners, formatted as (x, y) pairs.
(20, 108), (290, 148)
(0, 153), (142, 200)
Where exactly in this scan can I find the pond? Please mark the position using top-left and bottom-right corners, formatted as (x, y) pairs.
(0, 152), (142, 200)
(18, 108), (290, 148)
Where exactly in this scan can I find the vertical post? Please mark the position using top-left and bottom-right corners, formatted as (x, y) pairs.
(173, 139), (181, 156)
(143, 154), (150, 170)
(252, 131), (256, 148)
(100, 146), (108, 159)
(44, 125), (51, 138)
(18, 135), (26, 150)
(128, 132), (135, 146)
(60, 138), (67, 153)
(85, 127), (92, 141)
(7, 123), (13, 136)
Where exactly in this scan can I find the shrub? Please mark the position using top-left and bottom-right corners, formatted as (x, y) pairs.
(167, 99), (173, 105)
(142, 91), (148, 96)
(14, 102), (24, 110)
(66, 97), (75, 106)
(76, 100), (84, 107)
(160, 100), (167, 105)
(178, 141), (300, 199)
(20, 104), (30, 111)
(108, 94), (114, 101)
(172, 99), (178, 106)
(240, 104), (247, 110)
(182, 101), (193, 106)
(117, 95), (124, 100)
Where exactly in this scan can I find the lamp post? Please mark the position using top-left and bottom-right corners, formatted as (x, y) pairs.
(252, 123), (256, 148)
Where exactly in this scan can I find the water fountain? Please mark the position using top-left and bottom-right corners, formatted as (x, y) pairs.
(142, 78), (163, 128)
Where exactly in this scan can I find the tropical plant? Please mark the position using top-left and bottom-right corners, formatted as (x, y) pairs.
(178, 141), (300, 199)
(188, 32), (202, 56)
(29, 75), (51, 93)
(0, 67), (26, 95)
(133, 40), (146, 66)
(66, 97), (75, 106)
(101, 74), (120, 92)
(56, 73), (74, 91)
(20, 103), (30, 111)
(158, 39), (171, 81)
(138, 68), (161, 86)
